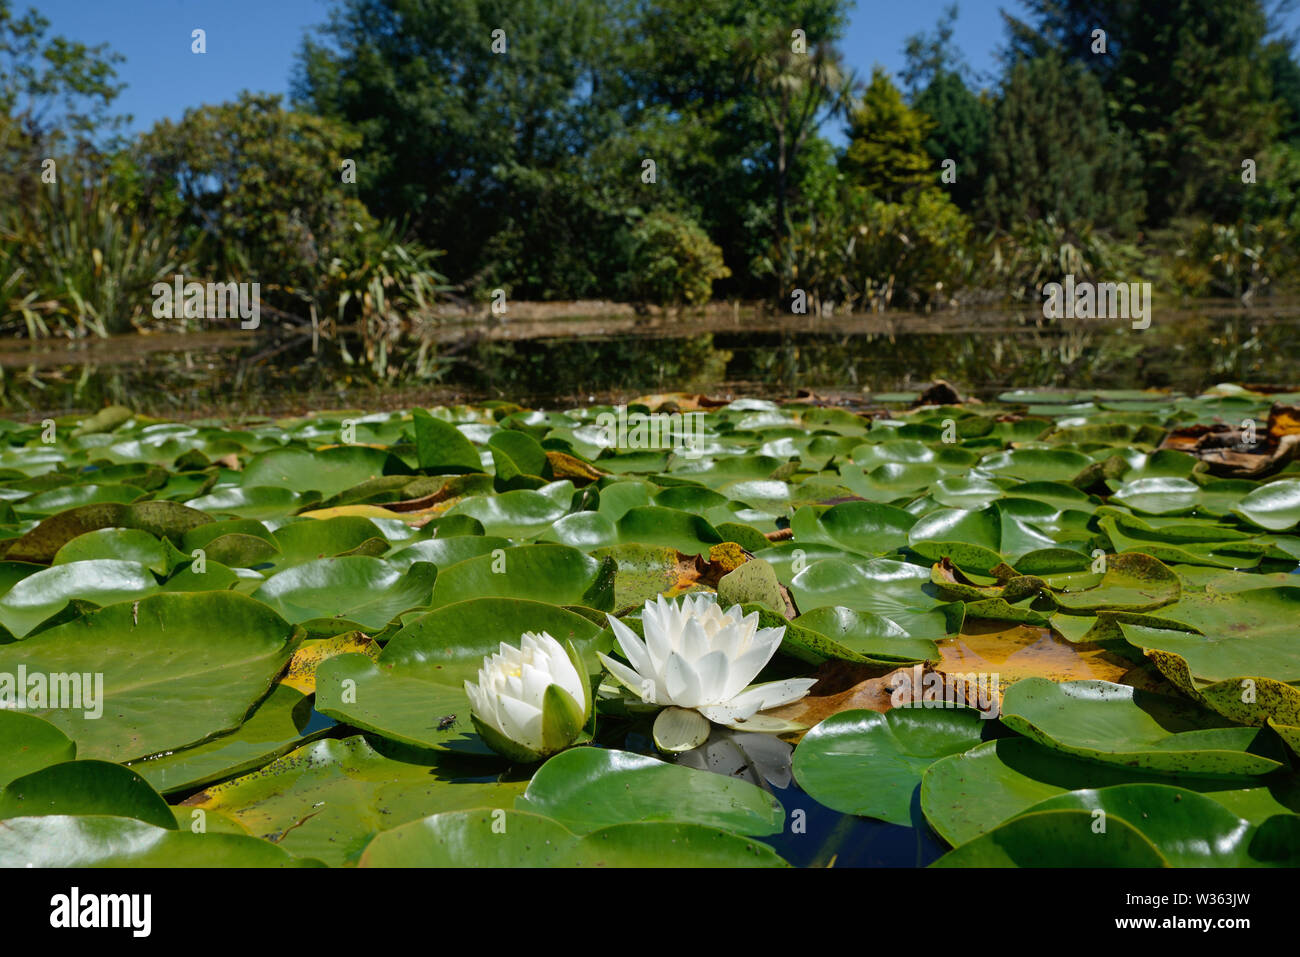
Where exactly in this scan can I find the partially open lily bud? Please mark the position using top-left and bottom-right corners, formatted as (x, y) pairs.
(464, 631), (591, 762)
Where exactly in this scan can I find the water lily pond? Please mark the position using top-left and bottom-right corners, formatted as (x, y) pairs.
(1, 384), (1300, 867)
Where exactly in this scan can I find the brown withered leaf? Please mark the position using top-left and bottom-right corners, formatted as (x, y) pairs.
(931, 558), (1049, 604)
(628, 392), (729, 412)
(1159, 403), (1300, 477)
(766, 660), (996, 736)
(545, 450), (606, 486)
(791, 389), (886, 416)
(383, 475), (483, 512)
(911, 379), (964, 407)
(765, 660), (902, 733)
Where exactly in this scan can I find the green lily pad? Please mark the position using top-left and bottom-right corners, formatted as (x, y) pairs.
(1049, 553), (1180, 612)
(1110, 477), (1202, 515)
(268, 517), (390, 566)
(921, 737), (1300, 847)
(539, 511), (620, 549)
(430, 543), (613, 611)
(358, 809), (788, 867)
(0, 814), (316, 867)
(445, 489), (569, 537)
(0, 560), (160, 637)
(790, 558), (965, 638)
(0, 501), (213, 563)
(978, 448), (1093, 482)
(184, 735), (527, 867)
(0, 710), (76, 786)
(792, 502), (916, 556)
(1018, 784), (1300, 866)
(52, 528), (186, 575)
(793, 708), (990, 825)
(615, 506), (723, 555)
(789, 605), (941, 664)
(516, 747), (784, 836)
(0, 591), (297, 762)
(932, 809), (1168, 867)
(1233, 480), (1300, 532)
(242, 445), (410, 497)
(413, 410), (484, 474)
(0, 759), (175, 829)
(1000, 679), (1285, 777)
(189, 485), (305, 519)
(128, 685), (325, 795)
(253, 557), (437, 628)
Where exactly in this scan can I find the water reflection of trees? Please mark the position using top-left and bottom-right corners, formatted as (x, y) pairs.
(1, 311), (1296, 417)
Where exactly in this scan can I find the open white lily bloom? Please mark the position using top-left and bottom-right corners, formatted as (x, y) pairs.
(599, 594), (815, 750)
(465, 631), (590, 762)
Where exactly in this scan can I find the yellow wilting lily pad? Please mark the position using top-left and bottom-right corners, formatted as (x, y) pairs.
(281, 631), (382, 695)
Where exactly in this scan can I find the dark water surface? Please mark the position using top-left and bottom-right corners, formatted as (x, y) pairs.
(2, 301), (1298, 418)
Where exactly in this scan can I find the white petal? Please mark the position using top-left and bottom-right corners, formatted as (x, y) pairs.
(607, 615), (655, 678)
(698, 700), (761, 724)
(691, 650), (730, 704)
(726, 677), (817, 715)
(643, 610), (674, 676)
(663, 651), (702, 706)
(720, 645), (774, 700)
(679, 616), (711, 663)
(465, 679), (497, 730)
(719, 713), (806, 734)
(554, 653), (588, 713)
(497, 694), (543, 751)
(520, 661), (552, 709)
(598, 653), (655, 702)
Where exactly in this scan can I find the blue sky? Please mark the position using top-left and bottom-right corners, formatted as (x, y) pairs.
(24, 0), (1300, 138)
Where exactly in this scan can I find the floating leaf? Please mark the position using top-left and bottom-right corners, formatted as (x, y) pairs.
(0, 592), (297, 762)
(793, 708), (990, 825)
(516, 747), (784, 836)
(358, 809), (787, 867)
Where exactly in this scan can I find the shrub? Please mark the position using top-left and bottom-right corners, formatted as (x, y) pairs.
(1170, 219), (1296, 300)
(622, 211), (731, 306)
(766, 185), (972, 311)
(1, 174), (184, 337)
(983, 217), (1146, 301)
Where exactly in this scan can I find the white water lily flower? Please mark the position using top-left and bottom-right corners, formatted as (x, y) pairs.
(465, 631), (591, 762)
(599, 594), (815, 748)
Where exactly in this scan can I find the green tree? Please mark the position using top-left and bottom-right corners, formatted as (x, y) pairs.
(0, 0), (127, 208)
(900, 6), (990, 211)
(1003, 0), (1281, 223)
(912, 71), (990, 212)
(134, 93), (375, 307)
(1267, 40), (1300, 143)
(841, 68), (935, 203)
(588, 0), (853, 297)
(981, 55), (1145, 234)
(741, 26), (854, 261)
(0, 0), (125, 147)
(295, 0), (623, 298)
(296, 0), (854, 300)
